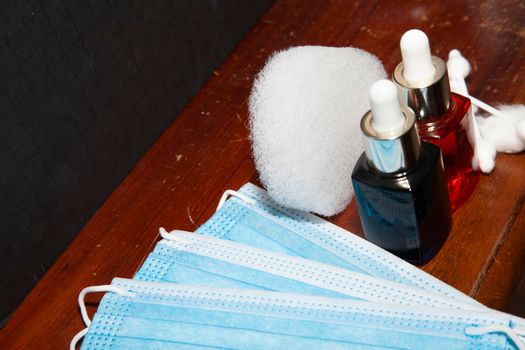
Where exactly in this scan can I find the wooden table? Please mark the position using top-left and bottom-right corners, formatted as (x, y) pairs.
(2, 1), (525, 348)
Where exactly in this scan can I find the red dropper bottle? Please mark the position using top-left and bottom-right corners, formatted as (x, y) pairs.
(392, 29), (479, 211)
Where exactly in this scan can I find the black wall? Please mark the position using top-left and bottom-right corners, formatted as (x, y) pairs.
(0, 0), (272, 323)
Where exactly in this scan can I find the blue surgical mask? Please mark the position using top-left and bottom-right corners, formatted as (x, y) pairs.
(72, 278), (525, 350)
(134, 229), (483, 311)
(196, 183), (476, 304)
(140, 232), (525, 334)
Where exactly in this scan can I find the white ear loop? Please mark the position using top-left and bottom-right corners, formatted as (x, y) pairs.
(216, 189), (256, 211)
(159, 227), (192, 244)
(70, 328), (88, 350)
(465, 325), (525, 350)
(78, 285), (135, 326)
(70, 285), (135, 349)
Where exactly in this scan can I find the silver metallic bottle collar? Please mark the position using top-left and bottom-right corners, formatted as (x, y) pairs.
(392, 56), (451, 120)
(361, 105), (422, 174)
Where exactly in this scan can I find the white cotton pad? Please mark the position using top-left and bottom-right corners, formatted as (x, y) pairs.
(249, 46), (386, 216)
(477, 104), (525, 153)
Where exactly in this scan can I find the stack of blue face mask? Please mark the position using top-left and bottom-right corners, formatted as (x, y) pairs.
(71, 183), (525, 350)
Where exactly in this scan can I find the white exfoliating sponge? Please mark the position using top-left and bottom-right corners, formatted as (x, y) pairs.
(249, 46), (386, 216)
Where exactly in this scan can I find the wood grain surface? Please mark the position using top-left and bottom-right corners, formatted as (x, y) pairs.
(1, 0), (525, 348)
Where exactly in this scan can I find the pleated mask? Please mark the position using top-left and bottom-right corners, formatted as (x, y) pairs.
(134, 229), (480, 310)
(197, 183), (473, 303)
(71, 278), (525, 350)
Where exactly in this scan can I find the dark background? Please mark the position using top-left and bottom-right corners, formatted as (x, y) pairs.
(0, 0), (272, 324)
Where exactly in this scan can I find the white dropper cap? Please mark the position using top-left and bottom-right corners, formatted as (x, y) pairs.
(400, 29), (436, 82)
(369, 79), (405, 133)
